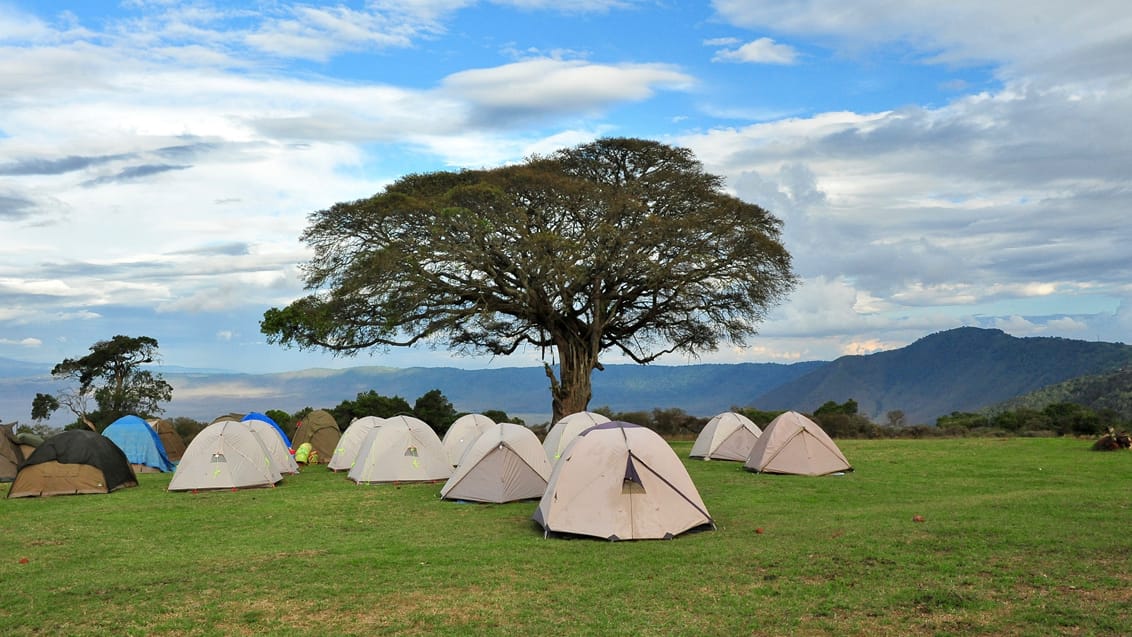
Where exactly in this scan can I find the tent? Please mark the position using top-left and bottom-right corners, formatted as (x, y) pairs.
(689, 412), (762, 461)
(290, 409), (340, 463)
(1, 423), (25, 482)
(348, 415), (452, 484)
(241, 412), (292, 449)
(542, 411), (610, 462)
(103, 414), (176, 473)
(168, 420), (283, 491)
(148, 418), (186, 461)
(441, 413), (496, 465)
(242, 418), (299, 475)
(533, 421), (713, 541)
(328, 416), (385, 472)
(743, 411), (852, 476)
(440, 423), (552, 503)
(7, 430), (138, 498)
(15, 432), (42, 459)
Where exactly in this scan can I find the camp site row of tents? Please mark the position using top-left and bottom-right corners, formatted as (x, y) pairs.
(690, 410), (853, 477)
(4, 408), (851, 542)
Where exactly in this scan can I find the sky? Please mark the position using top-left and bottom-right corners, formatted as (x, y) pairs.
(1, 0), (1131, 375)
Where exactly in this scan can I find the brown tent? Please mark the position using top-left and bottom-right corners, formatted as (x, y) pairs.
(1, 423), (26, 482)
(8, 430), (138, 498)
(290, 409), (340, 463)
(147, 418), (186, 461)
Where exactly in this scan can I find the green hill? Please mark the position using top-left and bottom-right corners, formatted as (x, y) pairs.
(755, 327), (1132, 425)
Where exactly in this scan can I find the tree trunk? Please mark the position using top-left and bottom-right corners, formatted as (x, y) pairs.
(544, 337), (598, 423)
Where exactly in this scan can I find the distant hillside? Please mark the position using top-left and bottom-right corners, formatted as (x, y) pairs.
(991, 367), (1132, 419)
(0, 360), (823, 427)
(755, 327), (1132, 425)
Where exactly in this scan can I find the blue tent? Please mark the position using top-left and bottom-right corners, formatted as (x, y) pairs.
(103, 415), (176, 472)
(241, 412), (291, 448)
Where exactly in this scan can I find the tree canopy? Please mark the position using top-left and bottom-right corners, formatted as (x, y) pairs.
(42, 335), (173, 430)
(262, 137), (796, 421)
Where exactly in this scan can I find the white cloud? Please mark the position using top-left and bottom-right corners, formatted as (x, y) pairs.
(712, 37), (799, 64)
(0, 337), (41, 347)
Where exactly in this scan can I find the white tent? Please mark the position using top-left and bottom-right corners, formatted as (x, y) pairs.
(441, 413), (496, 466)
(689, 412), (762, 461)
(743, 411), (852, 476)
(348, 415), (452, 484)
(168, 420), (283, 491)
(533, 421), (713, 541)
(441, 423), (552, 503)
(243, 418), (299, 474)
(542, 411), (610, 462)
(328, 416), (384, 472)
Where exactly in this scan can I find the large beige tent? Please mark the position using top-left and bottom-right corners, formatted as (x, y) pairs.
(328, 416), (384, 472)
(533, 421), (713, 541)
(689, 412), (762, 461)
(168, 420), (283, 491)
(440, 423), (551, 503)
(542, 411), (610, 462)
(290, 409), (340, 463)
(243, 418), (299, 474)
(348, 415), (452, 484)
(441, 414), (496, 466)
(743, 411), (852, 476)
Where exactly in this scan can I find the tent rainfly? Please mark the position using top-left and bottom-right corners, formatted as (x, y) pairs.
(168, 420), (283, 491)
(348, 415), (452, 484)
(533, 421), (713, 541)
(441, 422), (552, 503)
(743, 411), (852, 476)
(441, 413), (497, 466)
(241, 412), (292, 449)
(290, 409), (341, 463)
(148, 418), (186, 462)
(103, 414), (176, 473)
(242, 418), (299, 475)
(328, 416), (385, 472)
(1, 423), (26, 482)
(7, 430), (138, 498)
(689, 412), (762, 461)
(542, 411), (611, 463)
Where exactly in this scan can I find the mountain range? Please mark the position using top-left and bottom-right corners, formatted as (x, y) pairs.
(3, 327), (1130, 427)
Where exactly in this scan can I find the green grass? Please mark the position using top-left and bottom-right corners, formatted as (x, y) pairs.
(2, 438), (1130, 636)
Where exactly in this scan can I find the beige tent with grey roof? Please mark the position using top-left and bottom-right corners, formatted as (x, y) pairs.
(168, 420), (282, 491)
(743, 411), (851, 476)
(441, 422), (551, 503)
(690, 411), (762, 461)
(533, 421), (713, 541)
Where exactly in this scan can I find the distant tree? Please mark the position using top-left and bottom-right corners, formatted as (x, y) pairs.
(171, 417), (205, 445)
(481, 409), (520, 425)
(885, 410), (906, 428)
(261, 137), (796, 422)
(331, 390), (412, 424)
(736, 407), (784, 427)
(45, 335), (173, 430)
(413, 389), (458, 435)
(816, 399), (859, 417)
(31, 392), (60, 424)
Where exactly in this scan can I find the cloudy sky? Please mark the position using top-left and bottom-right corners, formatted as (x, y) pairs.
(2, 0), (1130, 374)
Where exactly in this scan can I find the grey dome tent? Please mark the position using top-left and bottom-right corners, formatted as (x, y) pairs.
(441, 422), (551, 503)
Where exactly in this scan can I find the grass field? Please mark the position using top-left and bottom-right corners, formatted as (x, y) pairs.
(2, 437), (1129, 636)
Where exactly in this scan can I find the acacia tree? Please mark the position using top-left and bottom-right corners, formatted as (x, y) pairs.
(261, 138), (796, 422)
(46, 335), (173, 429)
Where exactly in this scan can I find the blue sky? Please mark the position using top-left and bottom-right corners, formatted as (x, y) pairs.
(1, 0), (1130, 375)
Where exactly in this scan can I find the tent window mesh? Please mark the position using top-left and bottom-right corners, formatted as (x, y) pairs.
(210, 453), (226, 463)
(404, 446), (418, 457)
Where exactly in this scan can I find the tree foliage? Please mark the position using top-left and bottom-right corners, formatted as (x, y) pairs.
(262, 138), (796, 421)
(45, 335), (173, 430)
